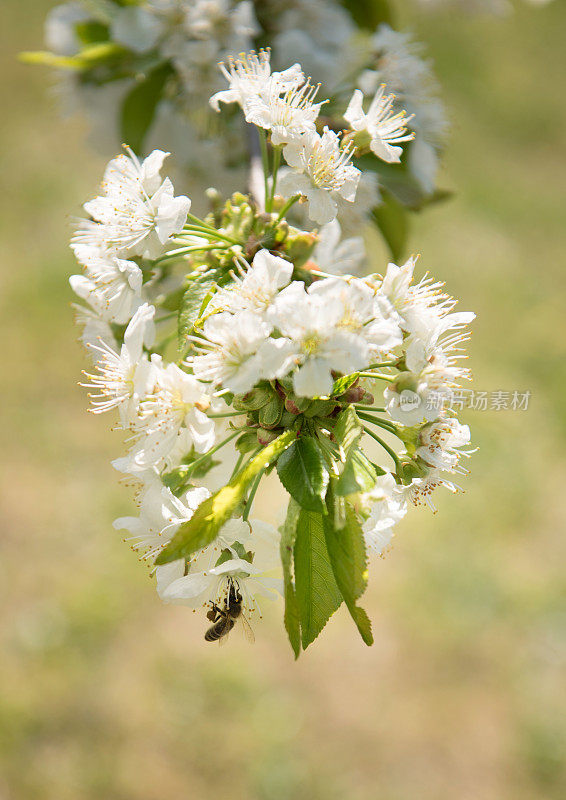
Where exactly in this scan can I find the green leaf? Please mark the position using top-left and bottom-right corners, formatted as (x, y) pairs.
(155, 430), (295, 565)
(177, 277), (215, 350)
(372, 192), (409, 263)
(324, 490), (373, 646)
(335, 449), (378, 496)
(333, 406), (377, 496)
(331, 373), (360, 397)
(277, 437), (329, 513)
(340, 0), (394, 29)
(334, 406), (363, 456)
(280, 499), (302, 658)
(19, 44), (124, 70)
(294, 509), (343, 649)
(120, 61), (173, 155)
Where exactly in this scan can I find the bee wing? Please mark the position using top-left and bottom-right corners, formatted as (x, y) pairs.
(239, 614), (255, 644)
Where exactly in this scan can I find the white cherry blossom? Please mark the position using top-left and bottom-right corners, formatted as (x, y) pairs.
(280, 128), (361, 225)
(81, 302), (155, 427)
(361, 474), (407, 556)
(73, 149), (191, 260)
(263, 280), (369, 397)
(191, 310), (271, 394)
(345, 86), (414, 164)
(131, 358), (215, 467)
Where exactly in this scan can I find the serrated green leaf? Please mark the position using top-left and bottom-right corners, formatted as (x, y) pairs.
(280, 499), (302, 658)
(277, 437), (329, 513)
(372, 192), (409, 263)
(331, 373), (360, 397)
(334, 406), (363, 456)
(333, 407), (377, 496)
(120, 61), (173, 155)
(155, 430), (295, 565)
(177, 277), (215, 350)
(335, 449), (378, 496)
(294, 509), (343, 649)
(324, 490), (373, 646)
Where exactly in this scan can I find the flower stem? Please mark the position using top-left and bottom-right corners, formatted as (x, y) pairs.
(275, 194), (301, 223)
(258, 128), (270, 212)
(358, 372), (395, 382)
(353, 405), (386, 413)
(243, 470), (263, 521)
(184, 430), (240, 474)
(269, 145), (282, 209)
(366, 362), (398, 370)
(207, 411), (246, 418)
(181, 226), (240, 246)
(362, 426), (401, 472)
(154, 243), (230, 265)
(357, 411), (399, 435)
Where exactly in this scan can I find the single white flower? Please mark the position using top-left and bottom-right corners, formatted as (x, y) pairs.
(361, 474), (407, 555)
(210, 49), (303, 112)
(73, 304), (117, 365)
(81, 302), (155, 427)
(156, 519), (282, 617)
(309, 277), (403, 357)
(280, 128), (361, 225)
(73, 149), (191, 259)
(70, 249), (143, 324)
(263, 281), (369, 397)
(132, 358), (215, 466)
(211, 249), (293, 316)
(416, 417), (472, 472)
(243, 79), (323, 145)
(114, 483), (211, 563)
(402, 469), (462, 512)
(345, 86), (414, 164)
(191, 310), (271, 394)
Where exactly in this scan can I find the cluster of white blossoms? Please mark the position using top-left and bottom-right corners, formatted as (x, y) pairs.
(27, 0), (452, 225)
(210, 49), (413, 225)
(69, 55), (474, 653)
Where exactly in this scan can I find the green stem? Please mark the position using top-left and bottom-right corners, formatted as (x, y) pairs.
(154, 243), (229, 265)
(276, 194), (301, 223)
(229, 451), (245, 481)
(366, 362), (398, 370)
(185, 430), (240, 474)
(357, 411), (399, 434)
(269, 145), (282, 210)
(207, 411), (246, 419)
(353, 405), (387, 413)
(358, 372), (395, 382)
(243, 470), (263, 521)
(258, 128), (270, 211)
(362, 427), (401, 472)
(181, 226), (240, 246)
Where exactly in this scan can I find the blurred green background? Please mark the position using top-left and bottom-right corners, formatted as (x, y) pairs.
(1, 1), (565, 798)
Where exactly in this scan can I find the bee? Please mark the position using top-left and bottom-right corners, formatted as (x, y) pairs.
(204, 578), (255, 644)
